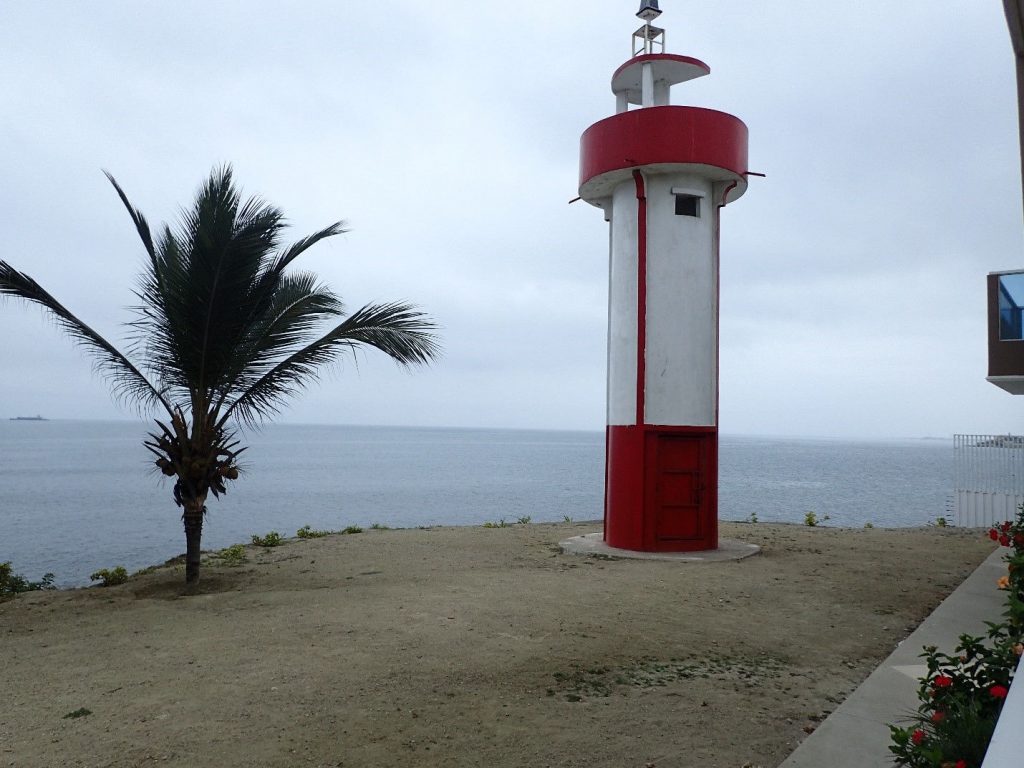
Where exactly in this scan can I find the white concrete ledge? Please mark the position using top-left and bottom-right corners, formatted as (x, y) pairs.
(981, 653), (1024, 767)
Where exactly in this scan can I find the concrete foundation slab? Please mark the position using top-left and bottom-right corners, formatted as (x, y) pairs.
(559, 532), (761, 562)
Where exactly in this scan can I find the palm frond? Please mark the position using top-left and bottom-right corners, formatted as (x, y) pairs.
(221, 301), (440, 428)
(123, 166), (291, 406)
(210, 273), (344, 412)
(205, 222), (348, 389)
(0, 261), (169, 413)
(103, 171), (156, 261)
(127, 223), (188, 392)
(270, 222), (348, 274)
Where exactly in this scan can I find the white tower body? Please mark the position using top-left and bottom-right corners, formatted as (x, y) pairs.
(579, 29), (749, 551)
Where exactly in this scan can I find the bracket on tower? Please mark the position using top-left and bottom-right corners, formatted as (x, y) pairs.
(632, 23), (665, 56)
(633, 0), (665, 55)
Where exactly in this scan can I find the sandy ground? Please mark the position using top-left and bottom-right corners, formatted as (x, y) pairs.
(1, 522), (997, 768)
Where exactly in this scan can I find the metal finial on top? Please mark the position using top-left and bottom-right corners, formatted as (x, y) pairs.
(633, 1), (665, 56)
(636, 0), (662, 22)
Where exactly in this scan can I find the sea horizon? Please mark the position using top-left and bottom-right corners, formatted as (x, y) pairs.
(2, 420), (957, 585)
(2, 413), (962, 445)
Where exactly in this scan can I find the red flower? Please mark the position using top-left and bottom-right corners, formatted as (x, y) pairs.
(990, 685), (1009, 699)
(931, 710), (946, 723)
(955, 761), (967, 768)
(911, 729), (926, 745)
(933, 675), (954, 688)
(1014, 533), (1024, 546)
(990, 528), (1000, 541)
(999, 534), (1011, 547)
(1002, 521), (1012, 533)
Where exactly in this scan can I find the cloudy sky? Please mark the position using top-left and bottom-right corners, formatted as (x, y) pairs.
(0, 1), (1021, 439)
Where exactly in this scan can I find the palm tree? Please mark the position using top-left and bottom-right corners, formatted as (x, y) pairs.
(0, 166), (439, 586)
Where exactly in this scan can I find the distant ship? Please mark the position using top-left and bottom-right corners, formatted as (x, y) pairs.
(9, 415), (47, 421)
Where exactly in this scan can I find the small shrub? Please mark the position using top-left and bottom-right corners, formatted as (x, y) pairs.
(864, 522), (875, 529)
(213, 543), (248, 566)
(747, 512), (759, 524)
(562, 515), (574, 524)
(0, 562), (56, 597)
(370, 523), (391, 530)
(251, 531), (284, 547)
(517, 516), (532, 525)
(483, 519), (510, 529)
(804, 512), (830, 527)
(341, 525), (363, 535)
(933, 517), (950, 528)
(89, 566), (128, 587)
(63, 708), (92, 719)
(296, 525), (331, 539)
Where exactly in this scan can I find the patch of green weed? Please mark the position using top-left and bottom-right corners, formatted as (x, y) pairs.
(213, 543), (248, 566)
(251, 531), (284, 547)
(89, 567), (128, 587)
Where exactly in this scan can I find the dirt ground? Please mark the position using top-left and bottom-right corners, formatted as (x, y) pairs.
(0, 522), (997, 768)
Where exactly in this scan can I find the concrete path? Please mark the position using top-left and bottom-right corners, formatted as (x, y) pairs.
(779, 547), (1006, 767)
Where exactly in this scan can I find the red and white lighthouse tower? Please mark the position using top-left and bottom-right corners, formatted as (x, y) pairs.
(579, 2), (749, 552)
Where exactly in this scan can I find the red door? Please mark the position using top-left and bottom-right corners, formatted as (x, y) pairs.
(651, 435), (706, 543)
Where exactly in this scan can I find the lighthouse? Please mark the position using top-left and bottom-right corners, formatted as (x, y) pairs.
(579, 2), (749, 552)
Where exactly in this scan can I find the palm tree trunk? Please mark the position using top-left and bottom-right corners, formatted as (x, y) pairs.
(182, 500), (205, 585)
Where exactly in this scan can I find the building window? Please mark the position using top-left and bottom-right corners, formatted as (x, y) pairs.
(1000, 273), (1024, 340)
(673, 193), (700, 218)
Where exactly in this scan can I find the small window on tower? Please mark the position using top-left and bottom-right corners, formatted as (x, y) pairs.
(674, 193), (700, 217)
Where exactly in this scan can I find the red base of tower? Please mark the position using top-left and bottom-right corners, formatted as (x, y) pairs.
(604, 425), (718, 552)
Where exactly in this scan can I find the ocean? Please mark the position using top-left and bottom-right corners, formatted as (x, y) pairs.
(0, 420), (953, 586)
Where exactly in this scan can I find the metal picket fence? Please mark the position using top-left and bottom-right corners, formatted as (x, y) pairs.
(953, 434), (1024, 527)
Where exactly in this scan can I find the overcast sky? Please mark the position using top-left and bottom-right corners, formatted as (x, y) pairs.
(1, 1), (1021, 439)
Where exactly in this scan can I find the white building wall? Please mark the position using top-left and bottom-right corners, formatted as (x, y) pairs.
(607, 182), (639, 426)
(643, 173), (717, 427)
(982, 654), (1024, 768)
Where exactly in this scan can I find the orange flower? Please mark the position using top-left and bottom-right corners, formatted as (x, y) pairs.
(998, 575), (1011, 589)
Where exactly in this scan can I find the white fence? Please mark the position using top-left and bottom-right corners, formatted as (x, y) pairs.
(953, 434), (1024, 528)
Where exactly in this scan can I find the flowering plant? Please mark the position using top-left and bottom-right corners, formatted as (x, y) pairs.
(889, 627), (1019, 767)
(988, 506), (1024, 630)
(889, 506), (1024, 767)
